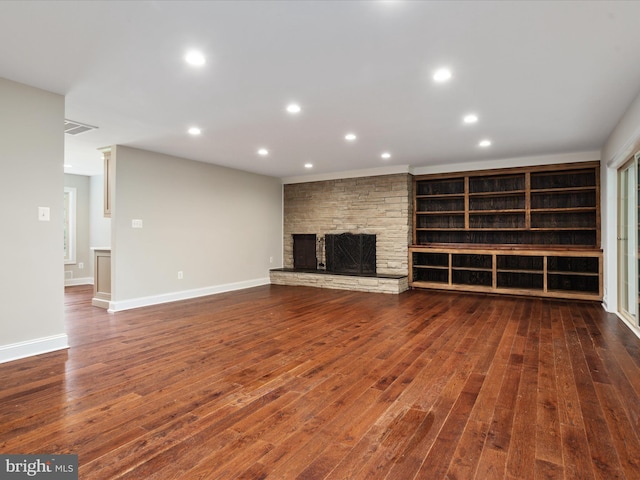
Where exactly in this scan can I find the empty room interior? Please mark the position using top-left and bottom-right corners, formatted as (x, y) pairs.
(3, 1), (640, 478)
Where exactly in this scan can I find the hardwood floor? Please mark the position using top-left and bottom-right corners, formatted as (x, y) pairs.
(2, 285), (640, 479)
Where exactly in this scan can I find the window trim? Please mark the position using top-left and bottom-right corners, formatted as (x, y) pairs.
(64, 186), (76, 265)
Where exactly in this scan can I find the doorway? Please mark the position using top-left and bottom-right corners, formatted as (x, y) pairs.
(618, 153), (639, 327)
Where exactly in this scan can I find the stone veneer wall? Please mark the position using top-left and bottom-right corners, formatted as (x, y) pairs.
(283, 173), (412, 276)
(270, 270), (409, 294)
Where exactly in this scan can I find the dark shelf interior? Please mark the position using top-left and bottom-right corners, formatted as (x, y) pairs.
(548, 274), (599, 293)
(417, 214), (465, 229)
(497, 272), (544, 290)
(413, 252), (448, 267)
(531, 211), (596, 229)
(416, 178), (464, 196)
(470, 194), (525, 211)
(417, 196), (464, 212)
(416, 230), (597, 246)
(452, 254), (492, 269)
(452, 269), (492, 286)
(530, 190), (596, 209)
(530, 170), (595, 190)
(413, 267), (448, 284)
(547, 256), (599, 274)
(469, 213), (526, 229)
(497, 255), (543, 271)
(469, 174), (525, 193)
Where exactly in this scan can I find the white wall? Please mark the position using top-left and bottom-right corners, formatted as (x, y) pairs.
(109, 145), (282, 311)
(601, 88), (640, 314)
(0, 77), (67, 362)
(412, 151), (600, 176)
(64, 174), (92, 285)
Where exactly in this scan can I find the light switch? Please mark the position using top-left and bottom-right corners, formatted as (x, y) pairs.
(38, 207), (50, 221)
(132, 219), (143, 228)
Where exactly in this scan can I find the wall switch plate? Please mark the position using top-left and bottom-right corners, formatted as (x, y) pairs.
(78, 262), (84, 269)
(38, 207), (50, 221)
(177, 271), (183, 279)
(132, 219), (143, 228)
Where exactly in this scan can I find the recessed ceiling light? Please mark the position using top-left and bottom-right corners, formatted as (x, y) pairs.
(381, 152), (391, 159)
(286, 103), (301, 114)
(185, 50), (206, 66)
(188, 127), (201, 135)
(433, 68), (452, 83)
(479, 139), (492, 147)
(304, 163), (313, 169)
(463, 114), (478, 124)
(345, 133), (357, 141)
(257, 148), (269, 156)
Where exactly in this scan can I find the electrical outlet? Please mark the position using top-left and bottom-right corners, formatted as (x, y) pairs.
(78, 262), (84, 269)
(178, 271), (183, 279)
(270, 256), (273, 264)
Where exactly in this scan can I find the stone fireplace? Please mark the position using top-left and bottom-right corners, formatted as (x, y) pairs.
(272, 173), (412, 294)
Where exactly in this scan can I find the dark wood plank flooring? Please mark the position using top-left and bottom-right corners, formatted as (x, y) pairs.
(2, 285), (640, 479)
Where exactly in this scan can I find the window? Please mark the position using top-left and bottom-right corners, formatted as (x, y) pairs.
(64, 187), (76, 264)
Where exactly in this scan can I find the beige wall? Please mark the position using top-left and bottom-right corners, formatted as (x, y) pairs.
(110, 146), (282, 309)
(0, 77), (66, 360)
(283, 174), (412, 276)
(64, 174), (91, 283)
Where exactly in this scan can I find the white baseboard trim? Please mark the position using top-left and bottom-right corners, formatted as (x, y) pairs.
(108, 277), (270, 312)
(614, 312), (640, 341)
(65, 277), (94, 286)
(0, 334), (69, 364)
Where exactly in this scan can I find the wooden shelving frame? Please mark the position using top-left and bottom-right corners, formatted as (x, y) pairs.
(410, 161), (602, 300)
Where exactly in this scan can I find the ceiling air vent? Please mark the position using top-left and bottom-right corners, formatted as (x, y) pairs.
(64, 119), (98, 135)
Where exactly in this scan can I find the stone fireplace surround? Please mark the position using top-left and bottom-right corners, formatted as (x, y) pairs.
(270, 173), (412, 294)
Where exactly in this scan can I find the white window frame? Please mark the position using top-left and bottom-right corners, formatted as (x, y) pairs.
(64, 186), (76, 264)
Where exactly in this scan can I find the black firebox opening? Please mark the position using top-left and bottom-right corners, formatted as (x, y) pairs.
(325, 233), (376, 275)
(293, 234), (317, 270)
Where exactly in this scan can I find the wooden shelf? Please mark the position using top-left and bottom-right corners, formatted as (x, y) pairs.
(469, 190), (526, 197)
(416, 193), (465, 198)
(416, 211), (465, 215)
(529, 227), (596, 231)
(531, 207), (596, 213)
(531, 186), (596, 194)
(410, 245), (602, 301)
(548, 270), (599, 277)
(411, 161), (602, 300)
(469, 209), (525, 214)
(497, 269), (543, 274)
(452, 267), (493, 272)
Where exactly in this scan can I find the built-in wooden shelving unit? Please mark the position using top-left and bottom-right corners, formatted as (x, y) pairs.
(409, 161), (602, 300)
